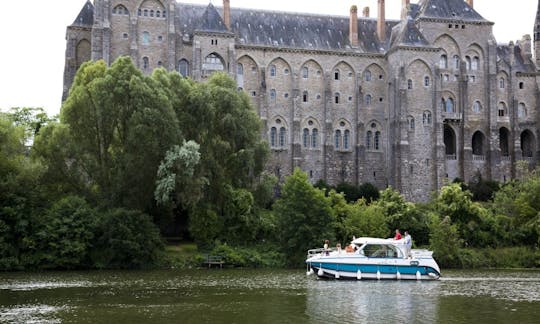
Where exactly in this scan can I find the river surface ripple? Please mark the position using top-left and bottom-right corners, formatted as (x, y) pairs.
(0, 269), (538, 323)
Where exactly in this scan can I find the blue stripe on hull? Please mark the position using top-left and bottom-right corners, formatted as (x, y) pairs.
(308, 262), (439, 278)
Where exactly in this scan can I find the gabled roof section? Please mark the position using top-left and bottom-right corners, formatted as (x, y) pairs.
(71, 0), (94, 27)
(196, 3), (229, 33)
(497, 45), (537, 73)
(176, 3), (398, 53)
(390, 18), (430, 48)
(418, 0), (487, 22)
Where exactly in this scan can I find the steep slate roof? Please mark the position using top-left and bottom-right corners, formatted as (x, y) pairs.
(71, 0), (94, 27)
(197, 3), (229, 33)
(176, 3), (398, 53)
(389, 18), (430, 48)
(497, 45), (537, 73)
(417, 0), (487, 21)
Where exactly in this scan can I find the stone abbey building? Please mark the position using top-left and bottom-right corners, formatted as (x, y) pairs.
(64, 0), (540, 201)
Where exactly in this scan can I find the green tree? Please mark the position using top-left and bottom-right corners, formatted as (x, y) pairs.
(50, 57), (181, 213)
(491, 168), (540, 246)
(274, 168), (335, 267)
(434, 184), (493, 247)
(343, 199), (388, 239)
(328, 189), (351, 244)
(375, 188), (429, 245)
(429, 215), (463, 268)
(0, 114), (46, 270)
(7, 107), (55, 143)
(161, 71), (268, 240)
(154, 141), (205, 208)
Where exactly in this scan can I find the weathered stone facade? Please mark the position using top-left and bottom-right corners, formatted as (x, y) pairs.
(64, 0), (540, 202)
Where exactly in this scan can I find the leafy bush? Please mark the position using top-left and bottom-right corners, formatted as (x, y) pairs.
(91, 208), (164, 269)
(32, 196), (97, 270)
(210, 243), (285, 268)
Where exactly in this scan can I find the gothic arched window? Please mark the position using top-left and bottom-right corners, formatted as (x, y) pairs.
(335, 130), (342, 149)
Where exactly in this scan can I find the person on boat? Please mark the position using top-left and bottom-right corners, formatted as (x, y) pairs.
(323, 239), (330, 255)
(393, 229), (402, 240)
(345, 244), (354, 253)
(404, 231), (412, 258)
(336, 243), (342, 254)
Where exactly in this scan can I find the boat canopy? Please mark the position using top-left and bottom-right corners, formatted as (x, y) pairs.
(351, 237), (403, 246)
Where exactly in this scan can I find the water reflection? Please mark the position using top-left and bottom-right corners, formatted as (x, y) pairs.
(305, 280), (439, 323)
(0, 269), (538, 323)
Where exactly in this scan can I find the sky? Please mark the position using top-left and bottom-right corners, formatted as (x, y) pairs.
(0, 0), (537, 117)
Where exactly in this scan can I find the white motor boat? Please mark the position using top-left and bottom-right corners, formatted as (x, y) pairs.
(306, 237), (441, 280)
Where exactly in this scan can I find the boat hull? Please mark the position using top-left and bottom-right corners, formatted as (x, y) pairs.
(306, 257), (440, 280)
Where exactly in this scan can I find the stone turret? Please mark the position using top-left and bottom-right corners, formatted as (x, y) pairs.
(535, 0), (540, 68)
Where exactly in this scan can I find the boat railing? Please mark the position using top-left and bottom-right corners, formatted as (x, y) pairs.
(307, 247), (335, 257)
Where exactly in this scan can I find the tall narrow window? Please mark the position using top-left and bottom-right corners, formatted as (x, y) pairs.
(453, 55), (460, 69)
(270, 65), (276, 77)
(270, 127), (277, 147)
(270, 89), (276, 101)
(302, 91), (308, 103)
(472, 101), (481, 113)
(375, 131), (381, 150)
(279, 127), (286, 147)
(407, 79), (413, 90)
(142, 56), (149, 69)
(237, 63), (244, 75)
(312, 129), (318, 148)
(499, 78), (505, 89)
(424, 76), (431, 87)
(302, 67), (308, 79)
(178, 59), (189, 77)
(335, 130), (342, 149)
(303, 128), (309, 148)
(518, 103), (527, 118)
(440, 54), (448, 69)
(365, 70), (372, 81)
(335, 93), (340, 104)
(471, 56), (479, 70)
(446, 98), (455, 113)
(344, 130), (350, 150)
(366, 131), (372, 149)
(334, 69), (340, 80)
(498, 102), (507, 117)
(465, 56), (471, 70)
(142, 31), (150, 45)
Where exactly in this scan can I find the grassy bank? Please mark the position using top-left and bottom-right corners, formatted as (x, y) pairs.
(164, 242), (286, 269)
(165, 243), (538, 270)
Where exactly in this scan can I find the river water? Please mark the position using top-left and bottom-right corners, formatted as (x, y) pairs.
(0, 269), (538, 323)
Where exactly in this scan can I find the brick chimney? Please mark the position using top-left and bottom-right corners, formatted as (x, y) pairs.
(377, 0), (386, 42)
(363, 6), (370, 18)
(350, 5), (359, 47)
(223, 0), (230, 30)
(401, 0), (410, 19)
(466, 0), (474, 8)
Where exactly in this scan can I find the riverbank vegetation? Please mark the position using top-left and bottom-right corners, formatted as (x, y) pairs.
(1, 58), (538, 271)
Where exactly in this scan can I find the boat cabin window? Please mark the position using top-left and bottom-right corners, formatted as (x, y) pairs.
(362, 244), (400, 258)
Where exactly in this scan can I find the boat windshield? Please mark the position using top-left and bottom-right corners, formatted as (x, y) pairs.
(361, 244), (401, 258)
